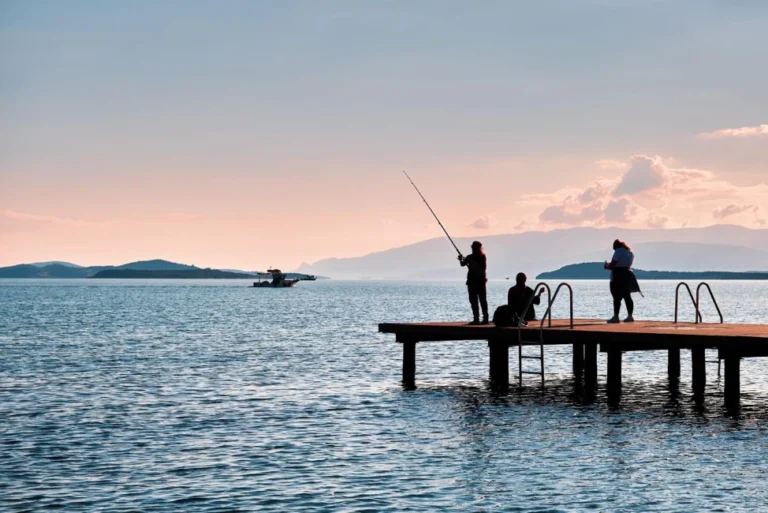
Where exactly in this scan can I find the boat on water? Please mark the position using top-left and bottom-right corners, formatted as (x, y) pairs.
(251, 269), (299, 288)
(301, 275), (317, 281)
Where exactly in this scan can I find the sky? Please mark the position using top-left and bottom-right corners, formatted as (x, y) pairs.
(1, 0), (767, 270)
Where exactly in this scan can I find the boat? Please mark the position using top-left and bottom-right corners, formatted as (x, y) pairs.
(251, 269), (299, 288)
(300, 275), (317, 281)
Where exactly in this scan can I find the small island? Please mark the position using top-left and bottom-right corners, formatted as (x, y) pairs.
(537, 262), (768, 280)
(92, 269), (255, 279)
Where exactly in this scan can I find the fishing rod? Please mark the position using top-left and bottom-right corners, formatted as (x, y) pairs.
(402, 170), (463, 257)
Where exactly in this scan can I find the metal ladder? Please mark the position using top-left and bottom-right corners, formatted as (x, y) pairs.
(674, 281), (724, 374)
(517, 282), (573, 386)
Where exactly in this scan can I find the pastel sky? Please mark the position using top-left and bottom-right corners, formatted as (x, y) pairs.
(2, 1), (767, 270)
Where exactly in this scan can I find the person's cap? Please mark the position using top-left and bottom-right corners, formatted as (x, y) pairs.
(471, 240), (482, 248)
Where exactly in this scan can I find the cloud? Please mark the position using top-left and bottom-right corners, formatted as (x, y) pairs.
(698, 124), (768, 139)
(528, 154), (768, 230)
(596, 159), (626, 170)
(468, 215), (497, 230)
(0, 209), (100, 228)
(713, 204), (759, 219)
(613, 155), (666, 195)
(603, 198), (637, 223)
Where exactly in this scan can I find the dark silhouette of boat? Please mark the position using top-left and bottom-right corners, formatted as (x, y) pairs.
(251, 269), (299, 288)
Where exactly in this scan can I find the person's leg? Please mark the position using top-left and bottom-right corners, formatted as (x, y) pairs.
(624, 292), (634, 318)
(468, 286), (480, 322)
(609, 282), (621, 319)
(479, 285), (489, 323)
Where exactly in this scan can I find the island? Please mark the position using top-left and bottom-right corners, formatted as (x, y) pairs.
(537, 262), (768, 280)
(92, 269), (255, 279)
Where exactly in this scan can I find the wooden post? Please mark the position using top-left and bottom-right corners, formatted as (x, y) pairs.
(488, 339), (509, 393)
(584, 342), (598, 389)
(402, 340), (416, 388)
(691, 347), (706, 399)
(668, 348), (680, 381)
(573, 343), (584, 377)
(607, 350), (622, 403)
(724, 356), (741, 410)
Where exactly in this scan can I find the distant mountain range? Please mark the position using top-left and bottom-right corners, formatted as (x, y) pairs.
(0, 259), (322, 279)
(0, 259), (199, 278)
(296, 225), (768, 280)
(92, 269), (255, 279)
(537, 262), (768, 281)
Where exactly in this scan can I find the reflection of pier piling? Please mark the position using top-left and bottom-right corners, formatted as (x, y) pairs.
(380, 320), (768, 411)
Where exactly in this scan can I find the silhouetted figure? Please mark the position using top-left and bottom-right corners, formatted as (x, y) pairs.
(604, 239), (641, 323)
(459, 241), (488, 324)
(507, 272), (543, 322)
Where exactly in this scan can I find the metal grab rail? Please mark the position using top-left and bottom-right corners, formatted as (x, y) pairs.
(674, 282), (701, 323)
(539, 282), (574, 332)
(696, 282), (723, 324)
(518, 282), (552, 328)
(515, 282), (573, 387)
(515, 282), (553, 387)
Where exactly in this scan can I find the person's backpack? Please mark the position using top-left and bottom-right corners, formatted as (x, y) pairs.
(493, 305), (527, 327)
(492, 305), (513, 327)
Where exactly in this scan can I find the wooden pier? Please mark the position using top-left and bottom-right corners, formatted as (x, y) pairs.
(378, 320), (768, 409)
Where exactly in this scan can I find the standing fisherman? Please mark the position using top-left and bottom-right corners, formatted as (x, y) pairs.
(459, 241), (489, 325)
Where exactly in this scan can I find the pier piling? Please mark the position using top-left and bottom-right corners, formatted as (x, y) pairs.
(691, 347), (706, 399)
(606, 350), (622, 402)
(573, 343), (584, 377)
(668, 348), (680, 381)
(401, 338), (416, 388)
(584, 342), (598, 388)
(724, 356), (741, 410)
(488, 339), (509, 393)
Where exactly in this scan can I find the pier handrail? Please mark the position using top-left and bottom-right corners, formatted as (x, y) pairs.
(518, 282), (552, 328)
(539, 282), (574, 332)
(696, 282), (723, 324)
(675, 282), (702, 323)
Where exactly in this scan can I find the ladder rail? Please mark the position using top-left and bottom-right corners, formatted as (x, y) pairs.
(539, 282), (574, 333)
(518, 282), (552, 328)
(517, 283), (551, 385)
(696, 282), (723, 324)
(674, 282), (701, 323)
(517, 282), (573, 387)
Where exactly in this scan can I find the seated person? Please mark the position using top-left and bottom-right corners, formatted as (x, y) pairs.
(507, 272), (543, 322)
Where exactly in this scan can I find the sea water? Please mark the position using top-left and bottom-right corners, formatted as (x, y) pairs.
(2, 279), (768, 512)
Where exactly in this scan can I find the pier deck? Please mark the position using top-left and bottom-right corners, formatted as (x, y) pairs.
(378, 320), (768, 409)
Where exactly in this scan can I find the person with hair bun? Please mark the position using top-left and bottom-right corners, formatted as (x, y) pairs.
(604, 239), (641, 323)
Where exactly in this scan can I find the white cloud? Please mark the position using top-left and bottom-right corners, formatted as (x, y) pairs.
(528, 155), (768, 230)
(713, 204), (759, 219)
(604, 198), (637, 223)
(596, 159), (626, 170)
(698, 124), (768, 139)
(468, 215), (497, 230)
(613, 155), (667, 195)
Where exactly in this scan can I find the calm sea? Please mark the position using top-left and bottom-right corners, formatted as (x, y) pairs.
(2, 279), (768, 512)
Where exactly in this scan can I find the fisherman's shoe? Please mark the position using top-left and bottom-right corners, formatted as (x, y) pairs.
(607, 316), (620, 324)
(624, 316), (635, 323)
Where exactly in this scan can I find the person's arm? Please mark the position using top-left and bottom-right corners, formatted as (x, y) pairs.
(605, 260), (618, 270)
(458, 254), (467, 266)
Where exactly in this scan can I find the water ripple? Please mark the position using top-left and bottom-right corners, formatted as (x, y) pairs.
(2, 279), (768, 512)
